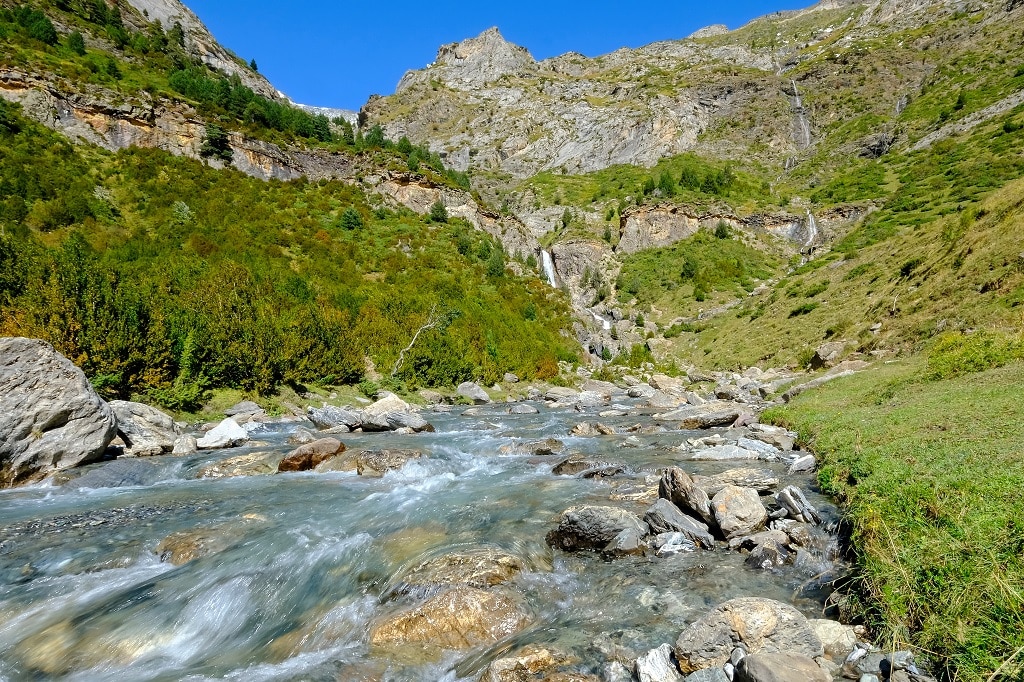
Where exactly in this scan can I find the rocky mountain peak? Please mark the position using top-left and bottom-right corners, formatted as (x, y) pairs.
(121, 0), (278, 99)
(398, 27), (535, 92)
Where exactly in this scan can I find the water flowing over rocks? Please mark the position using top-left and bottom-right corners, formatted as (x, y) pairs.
(195, 451), (283, 478)
(195, 417), (249, 449)
(277, 438), (347, 472)
(0, 337), (117, 487)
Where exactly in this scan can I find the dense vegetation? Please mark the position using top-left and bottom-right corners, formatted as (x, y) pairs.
(0, 101), (576, 408)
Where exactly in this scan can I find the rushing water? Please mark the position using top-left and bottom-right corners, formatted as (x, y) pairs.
(540, 250), (559, 289)
(0, 401), (842, 681)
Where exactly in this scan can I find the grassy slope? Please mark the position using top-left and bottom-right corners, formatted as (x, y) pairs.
(764, 357), (1024, 681)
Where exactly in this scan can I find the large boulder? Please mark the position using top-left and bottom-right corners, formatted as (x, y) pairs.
(368, 586), (528, 652)
(734, 652), (830, 682)
(674, 597), (823, 674)
(694, 468), (779, 496)
(356, 449), (423, 476)
(109, 400), (180, 457)
(196, 417), (249, 449)
(458, 381), (492, 404)
(277, 438), (346, 472)
(546, 505), (647, 552)
(711, 486), (767, 540)
(0, 337), (117, 487)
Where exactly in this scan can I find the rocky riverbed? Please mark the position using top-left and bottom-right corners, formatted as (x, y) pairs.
(0, 346), (933, 681)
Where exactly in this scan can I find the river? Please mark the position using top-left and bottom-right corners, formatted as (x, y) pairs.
(0, 398), (842, 681)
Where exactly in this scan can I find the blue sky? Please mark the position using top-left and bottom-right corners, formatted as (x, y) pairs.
(188, 1), (812, 111)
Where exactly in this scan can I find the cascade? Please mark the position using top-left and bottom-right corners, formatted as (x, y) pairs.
(540, 249), (558, 288)
(805, 210), (818, 249)
(792, 79), (812, 148)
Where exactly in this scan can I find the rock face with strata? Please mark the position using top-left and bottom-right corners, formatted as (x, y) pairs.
(0, 338), (117, 487)
(674, 597), (823, 674)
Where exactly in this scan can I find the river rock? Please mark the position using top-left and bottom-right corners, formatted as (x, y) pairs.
(636, 643), (684, 682)
(787, 455), (816, 474)
(156, 525), (239, 565)
(711, 486), (767, 540)
(693, 468), (780, 496)
(647, 390), (688, 409)
(196, 451), (283, 478)
(108, 400), (180, 457)
(500, 438), (564, 456)
(628, 385), (656, 399)
(224, 400), (264, 418)
(0, 337), (117, 487)
(658, 403), (743, 429)
(691, 445), (760, 462)
(603, 525), (646, 557)
(771, 520), (815, 548)
(683, 669), (730, 682)
(544, 386), (579, 402)
(306, 405), (362, 430)
(659, 467), (716, 528)
(775, 486), (822, 525)
(552, 454), (611, 476)
(356, 449), (423, 476)
(653, 532), (697, 556)
(481, 645), (565, 682)
(278, 438), (346, 472)
(508, 403), (540, 414)
(386, 411), (435, 432)
(172, 434), (198, 456)
(395, 548), (523, 593)
(368, 586), (528, 652)
(674, 597), (824, 673)
(736, 438), (783, 461)
(734, 652), (830, 682)
(287, 427), (317, 445)
(807, 619), (858, 660)
(748, 425), (796, 452)
(196, 418), (249, 449)
(570, 422), (616, 436)
(458, 381), (492, 404)
(644, 499), (715, 549)
(546, 505), (647, 552)
(744, 538), (792, 570)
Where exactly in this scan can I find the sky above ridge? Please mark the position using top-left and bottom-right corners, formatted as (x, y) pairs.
(188, 0), (812, 111)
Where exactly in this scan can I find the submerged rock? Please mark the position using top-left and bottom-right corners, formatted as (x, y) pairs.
(369, 586), (528, 652)
(0, 337), (117, 487)
(674, 597), (823, 673)
(196, 451), (283, 479)
(481, 645), (566, 682)
(546, 505), (647, 552)
(394, 548), (524, 592)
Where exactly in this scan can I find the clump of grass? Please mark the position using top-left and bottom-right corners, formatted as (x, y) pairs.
(926, 330), (1023, 379)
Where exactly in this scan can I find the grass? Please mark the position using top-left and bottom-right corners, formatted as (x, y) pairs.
(763, 357), (1024, 681)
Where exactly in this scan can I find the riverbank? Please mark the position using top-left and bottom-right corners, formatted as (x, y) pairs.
(764, 356), (1024, 681)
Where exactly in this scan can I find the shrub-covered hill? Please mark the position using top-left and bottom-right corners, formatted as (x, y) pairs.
(0, 100), (577, 408)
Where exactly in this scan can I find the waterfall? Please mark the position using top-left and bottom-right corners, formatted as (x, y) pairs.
(590, 310), (612, 331)
(540, 250), (558, 288)
(805, 210), (818, 249)
(792, 79), (812, 148)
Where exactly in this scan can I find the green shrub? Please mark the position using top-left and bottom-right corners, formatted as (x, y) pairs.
(926, 331), (1023, 379)
(789, 302), (819, 317)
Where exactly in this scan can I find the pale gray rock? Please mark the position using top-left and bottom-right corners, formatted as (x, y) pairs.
(684, 669), (730, 682)
(736, 438), (783, 461)
(694, 468), (780, 496)
(644, 499), (715, 549)
(776, 486), (822, 525)
(674, 597), (824, 674)
(196, 418), (249, 449)
(172, 434), (198, 456)
(604, 525), (646, 557)
(457, 381), (491, 404)
(306, 405), (361, 430)
(748, 424), (796, 451)
(787, 454), (816, 474)
(734, 652), (830, 682)
(711, 486), (768, 540)
(636, 643), (684, 682)
(109, 400), (180, 457)
(654, 532), (698, 556)
(224, 400), (262, 417)
(545, 386), (580, 402)
(692, 445), (760, 461)
(659, 466), (716, 527)
(546, 505), (647, 552)
(503, 372), (520, 384)
(508, 403), (540, 414)
(657, 402), (743, 429)
(0, 337), (117, 487)
(385, 411), (435, 433)
(808, 619), (858, 661)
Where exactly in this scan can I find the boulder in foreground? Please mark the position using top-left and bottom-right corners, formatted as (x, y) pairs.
(0, 337), (117, 487)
